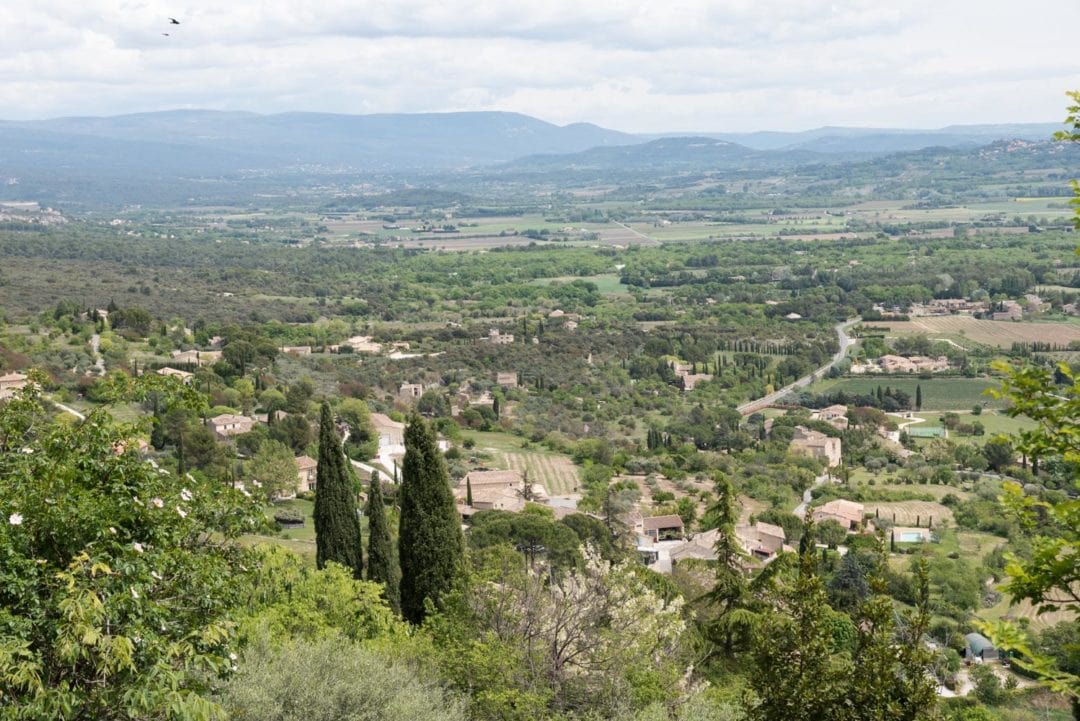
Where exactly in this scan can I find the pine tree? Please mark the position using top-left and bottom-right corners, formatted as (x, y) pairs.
(704, 473), (754, 653)
(313, 402), (364, 578)
(848, 550), (938, 720)
(751, 519), (851, 721)
(366, 471), (401, 614)
(398, 415), (464, 624)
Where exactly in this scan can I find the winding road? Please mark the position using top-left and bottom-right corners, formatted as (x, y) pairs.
(737, 319), (858, 416)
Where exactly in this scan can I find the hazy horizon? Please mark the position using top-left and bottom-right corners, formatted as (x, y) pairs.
(3, 1), (1078, 133)
(0, 106), (1067, 138)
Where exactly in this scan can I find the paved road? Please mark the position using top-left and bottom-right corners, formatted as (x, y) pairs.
(794, 473), (830, 518)
(89, 334), (106, 375)
(50, 400), (86, 420)
(612, 221), (659, 245)
(737, 319), (858, 416)
(341, 427), (395, 480)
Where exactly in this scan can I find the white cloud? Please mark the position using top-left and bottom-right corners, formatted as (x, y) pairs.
(0, 0), (1077, 131)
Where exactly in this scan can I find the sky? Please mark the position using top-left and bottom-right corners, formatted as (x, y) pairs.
(1, 0), (1078, 133)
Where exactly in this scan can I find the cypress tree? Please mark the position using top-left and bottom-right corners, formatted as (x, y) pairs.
(314, 402), (364, 578)
(465, 476), (473, 506)
(398, 415), (464, 624)
(176, 429), (186, 477)
(366, 471), (401, 614)
(915, 383), (923, 411)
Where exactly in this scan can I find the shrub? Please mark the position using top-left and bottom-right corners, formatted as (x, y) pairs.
(219, 635), (464, 721)
(273, 508), (305, 525)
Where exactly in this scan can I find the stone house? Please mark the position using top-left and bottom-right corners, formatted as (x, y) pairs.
(457, 470), (526, 515)
(207, 413), (255, 439)
(485, 329), (514, 345)
(171, 349), (222, 367)
(736, 521), (787, 560)
(370, 413), (406, 448)
(398, 383), (424, 402)
(789, 426), (842, 467)
(812, 499), (866, 532)
(155, 367), (194, 383)
(642, 514), (685, 542)
(295, 455), (318, 494)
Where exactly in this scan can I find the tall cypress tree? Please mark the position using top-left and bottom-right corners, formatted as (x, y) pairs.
(915, 383), (923, 411)
(398, 415), (464, 624)
(366, 471), (400, 614)
(314, 402), (364, 578)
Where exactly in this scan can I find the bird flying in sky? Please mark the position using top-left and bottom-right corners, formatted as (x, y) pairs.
(169, 17), (180, 24)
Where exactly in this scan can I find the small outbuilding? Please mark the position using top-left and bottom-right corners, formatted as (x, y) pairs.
(642, 514), (685, 542)
(965, 632), (998, 662)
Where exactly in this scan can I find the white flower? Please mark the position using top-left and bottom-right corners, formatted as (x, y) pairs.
(108, 526), (117, 535)
(132, 542), (144, 554)
(251, 480), (262, 488)
(239, 488), (251, 498)
(150, 497), (164, 508)
(229, 652), (238, 661)
(185, 473), (196, 482)
(44, 498), (56, 505)
(21, 447), (33, 454)
(130, 587), (139, 599)
(176, 506), (187, 518)
(148, 459), (159, 469)
(133, 497), (144, 506)
(150, 571), (162, 580)
(8, 512), (23, 526)
(180, 488), (193, 502)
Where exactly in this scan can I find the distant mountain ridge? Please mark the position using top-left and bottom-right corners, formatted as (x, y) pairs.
(0, 110), (637, 170)
(638, 122), (1062, 152)
(0, 109), (1068, 206)
(497, 136), (827, 176)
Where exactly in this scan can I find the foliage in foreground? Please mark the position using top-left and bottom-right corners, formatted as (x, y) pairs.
(0, 380), (263, 720)
(983, 361), (1080, 713)
(218, 634), (466, 721)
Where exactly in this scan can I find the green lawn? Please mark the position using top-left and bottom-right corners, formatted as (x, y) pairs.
(240, 498), (370, 564)
(814, 377), (1005, 410)
(910, 410), (1036, 443)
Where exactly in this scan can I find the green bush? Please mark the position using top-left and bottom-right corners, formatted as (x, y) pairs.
(219, 635), (464, 721)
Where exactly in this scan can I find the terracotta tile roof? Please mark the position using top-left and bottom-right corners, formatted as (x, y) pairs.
(642, 514), (684, 531)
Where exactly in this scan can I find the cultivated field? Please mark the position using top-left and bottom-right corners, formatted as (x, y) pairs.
(498, 450), (580, 496)
(877, 316), (1080, 348)
(862, 500), (953, 528)
(982, 595), (1078, 631)
(820, 377), (1005, 410)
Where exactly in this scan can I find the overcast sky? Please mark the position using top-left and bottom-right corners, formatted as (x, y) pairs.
(1, 0), (1078, 133)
